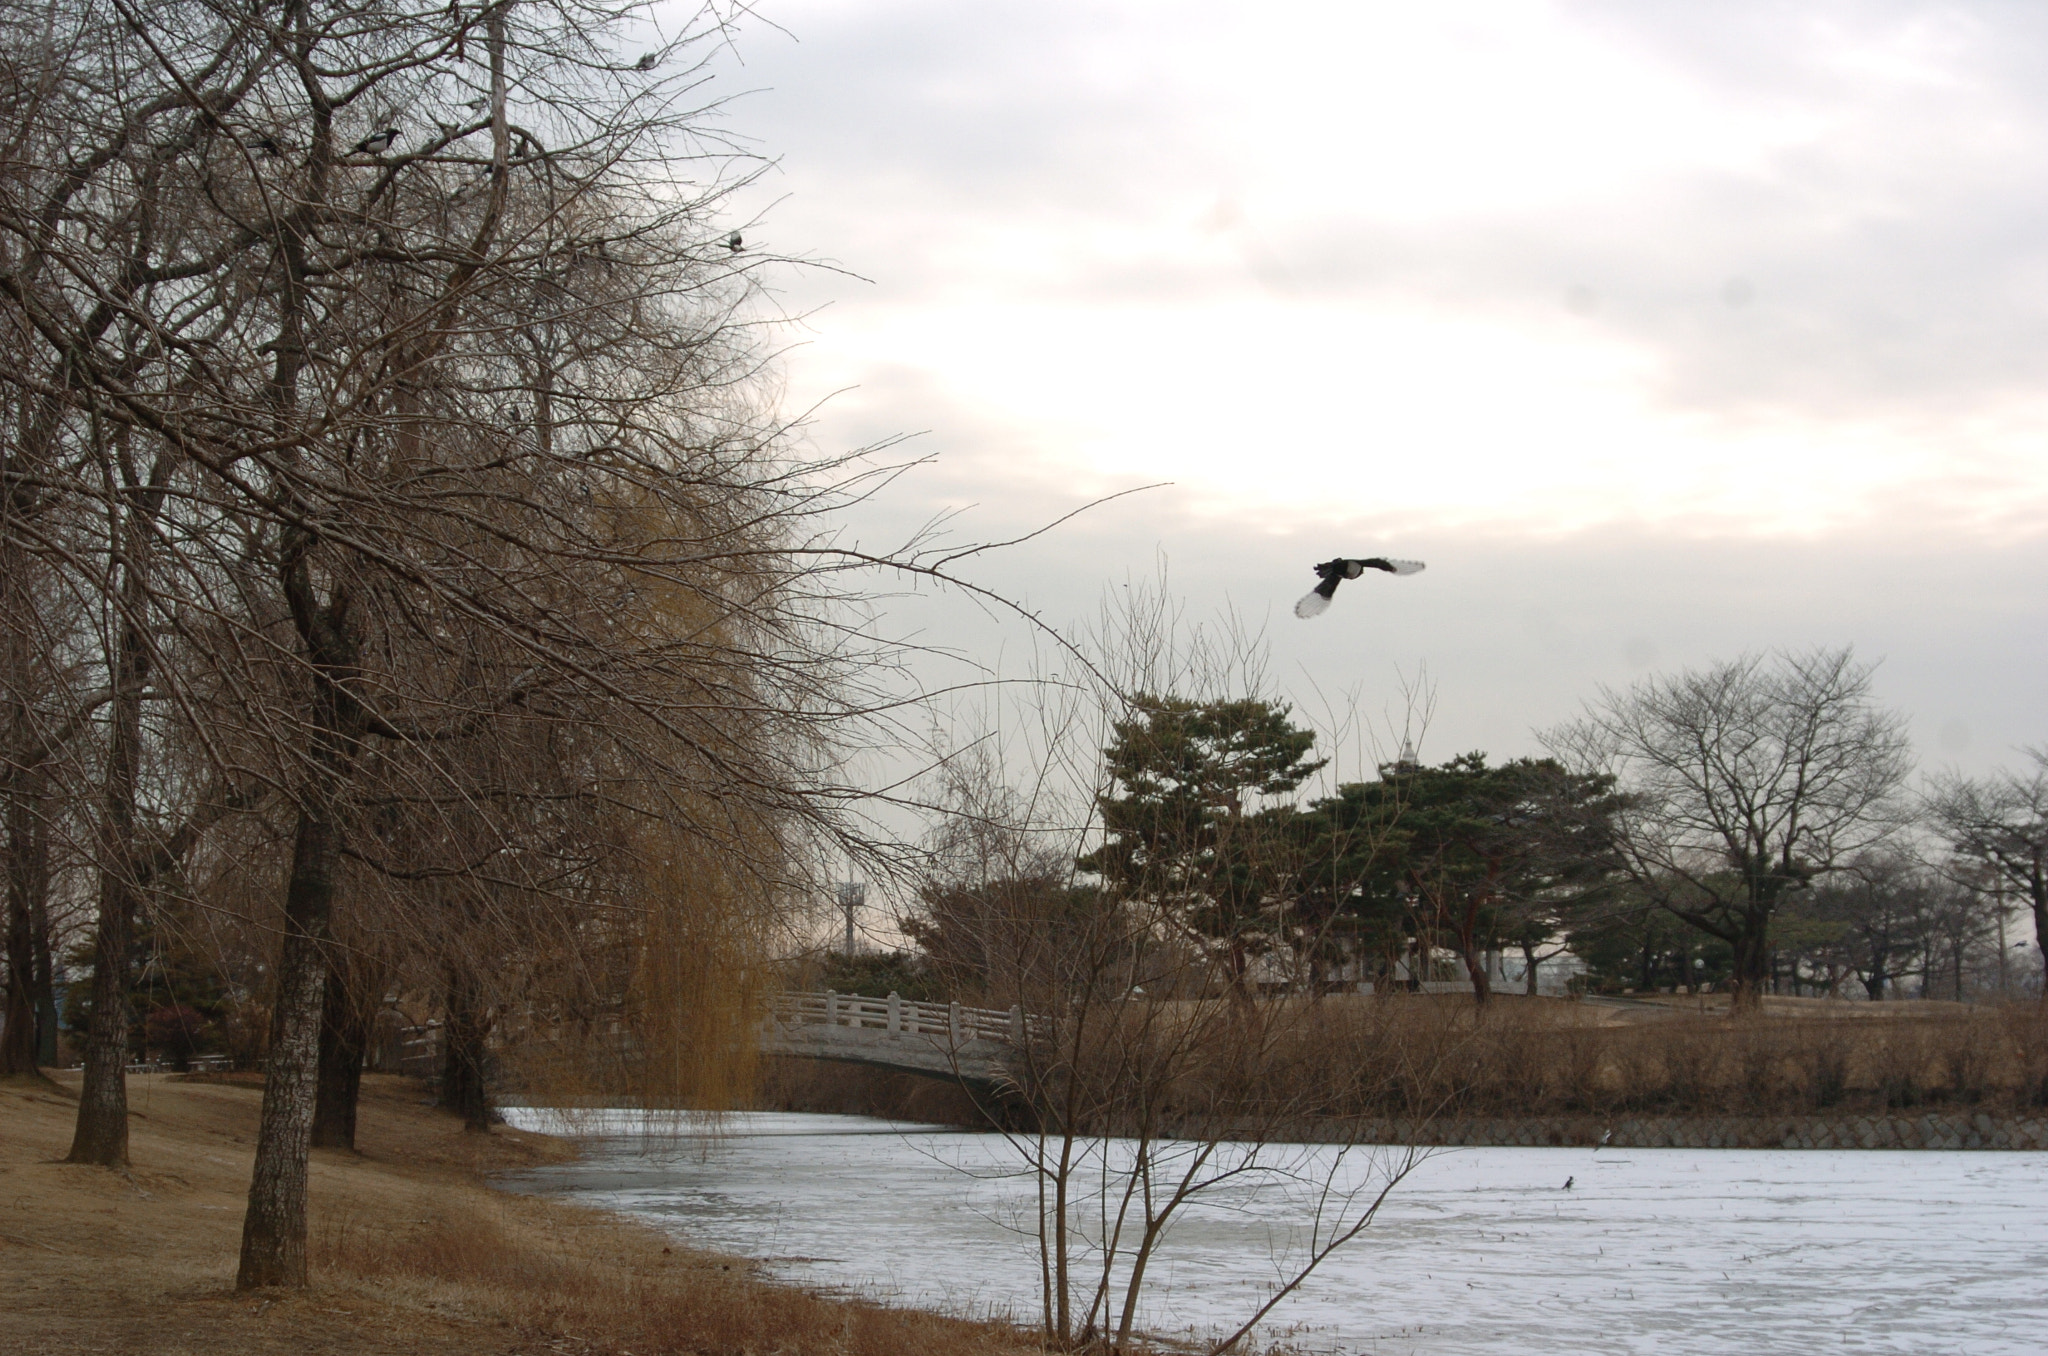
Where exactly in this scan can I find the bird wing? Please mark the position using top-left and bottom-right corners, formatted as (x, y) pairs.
(1358, 557), (1425, 575)
(1294, 590), (1333, 619)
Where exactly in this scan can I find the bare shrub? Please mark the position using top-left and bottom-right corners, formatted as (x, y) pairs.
(2002, 1002), (2048, 1108)
(1660, 1026), (1731, 1113)
(1730, 1022), (1790, 1113)
(1480, 1005), (1556, 1113)
(1870, 1021), (1935, 1109)
(1797, 1026), (1854, 1110)
(1935, 1021), (1995, 1105)
(1551, 1025), (1613, 1114)
(1608, 1026), (1671, 1112)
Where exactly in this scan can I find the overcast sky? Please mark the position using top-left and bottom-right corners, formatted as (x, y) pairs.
(679, 0), (2047, 781)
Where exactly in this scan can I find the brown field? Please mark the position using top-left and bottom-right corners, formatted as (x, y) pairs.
(0, 1072), (1042, 1356)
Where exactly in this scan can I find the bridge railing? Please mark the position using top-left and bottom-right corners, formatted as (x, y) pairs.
(768, 990), (1043, 1046)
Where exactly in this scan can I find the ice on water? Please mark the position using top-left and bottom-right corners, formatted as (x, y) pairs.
(500, 1109), (2048, 1355)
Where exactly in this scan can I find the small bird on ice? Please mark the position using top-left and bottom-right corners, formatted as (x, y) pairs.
(1293, 556), (1425, 619)
(351, 127), (399, 156)
(1563, 1176), (1574, 1190)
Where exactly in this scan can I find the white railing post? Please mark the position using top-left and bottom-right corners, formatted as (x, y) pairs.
(1010, 1004), (1025, 1044)
(948, 1000), (962, 1045)
(826, 989), (838, 1026)
(887, 991), (901, 1034)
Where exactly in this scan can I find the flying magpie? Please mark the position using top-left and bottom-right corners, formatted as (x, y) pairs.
(351, 127), (399, 156)
(1294, 556), (1425, 619)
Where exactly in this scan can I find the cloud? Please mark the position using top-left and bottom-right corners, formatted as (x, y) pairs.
(732, 0), (2048, 430)
(687, 0), (2048, 784)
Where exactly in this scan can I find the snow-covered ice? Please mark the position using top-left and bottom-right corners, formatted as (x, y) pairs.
(499, 1109), (2048, 1355)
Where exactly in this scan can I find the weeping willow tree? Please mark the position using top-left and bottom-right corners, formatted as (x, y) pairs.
(0, 0), (923, 1290)
(502, 811), (781, 1113)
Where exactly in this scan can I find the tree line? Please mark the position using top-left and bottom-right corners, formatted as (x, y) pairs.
(908, 648), (2046, 1015)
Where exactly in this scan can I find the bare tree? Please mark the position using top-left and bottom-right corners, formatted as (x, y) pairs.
(1546, 648), (1913, 1011)
(0, 0), (1144, 1301)
(1805, 851), (1937, 1000)
(902, 593), (1428, 1355)
(1926, 748), (2048, 994)
(0, 0), (922, 1288)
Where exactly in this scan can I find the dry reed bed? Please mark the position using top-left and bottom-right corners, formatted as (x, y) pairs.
(768, 1000), (2048, 1130)
(1249, 998), (2048, 1120)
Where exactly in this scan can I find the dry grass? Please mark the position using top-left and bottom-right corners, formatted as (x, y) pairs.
(770, 997), (2048, 1128)
(0, 1071), (1044, 1356)
(1270, 995), (2048, 1119)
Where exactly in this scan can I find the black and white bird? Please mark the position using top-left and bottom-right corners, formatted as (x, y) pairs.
(726, 231), (744, 252)
(1293, 556), (1425, 619)
(351, 127), (399, 156)
(1563, 1176), (1575, 1190)
(635, 52), (659, 71)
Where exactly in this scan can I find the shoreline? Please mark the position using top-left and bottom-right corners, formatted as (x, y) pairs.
(0, 1071), (1043, 1356)
(1286, 1109), (2048, 1150)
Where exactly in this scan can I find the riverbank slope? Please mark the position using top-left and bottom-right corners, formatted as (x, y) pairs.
(0, 1072), (1039, 1356)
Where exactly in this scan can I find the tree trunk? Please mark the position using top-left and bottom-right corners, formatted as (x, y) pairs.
(1458, 945), (1492, 1005)
(239, 535), (368, 1285)
(2033, 887), (2048, 994)
(2, 912), (33, 1075)
(237, 811), (340, 1288)
(1728, 927), (1770, 1013)
(2, 774), (40, 1074)
(66, 868), (138, 1163)
(438, 964), (493, 1133)
(65, 450), (168, 1162)
(311, 951), (369, 1151)
(1522, 941), (1541, 998)
(31, 882), (57, 1066)
(66, 607), (150, 1164)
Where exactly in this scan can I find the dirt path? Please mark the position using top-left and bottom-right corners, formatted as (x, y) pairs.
(0, 1073), (1039, 1356)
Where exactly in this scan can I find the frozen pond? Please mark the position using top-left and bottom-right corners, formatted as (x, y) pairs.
(499, 1109), (2048, 1355)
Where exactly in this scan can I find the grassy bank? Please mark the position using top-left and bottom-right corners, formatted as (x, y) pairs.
(0, 1072), (1040, 1356)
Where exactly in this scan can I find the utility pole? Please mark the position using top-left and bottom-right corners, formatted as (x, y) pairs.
(836, 881), (865, 956)
(1995, 881), (2010, 999)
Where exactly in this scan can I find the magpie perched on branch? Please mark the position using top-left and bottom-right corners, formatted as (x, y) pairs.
(635, 52), (659, 71)
(1293, 556), (1425, 619)
(726, 231), (744, 252)
(351, 127), (399, 156)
